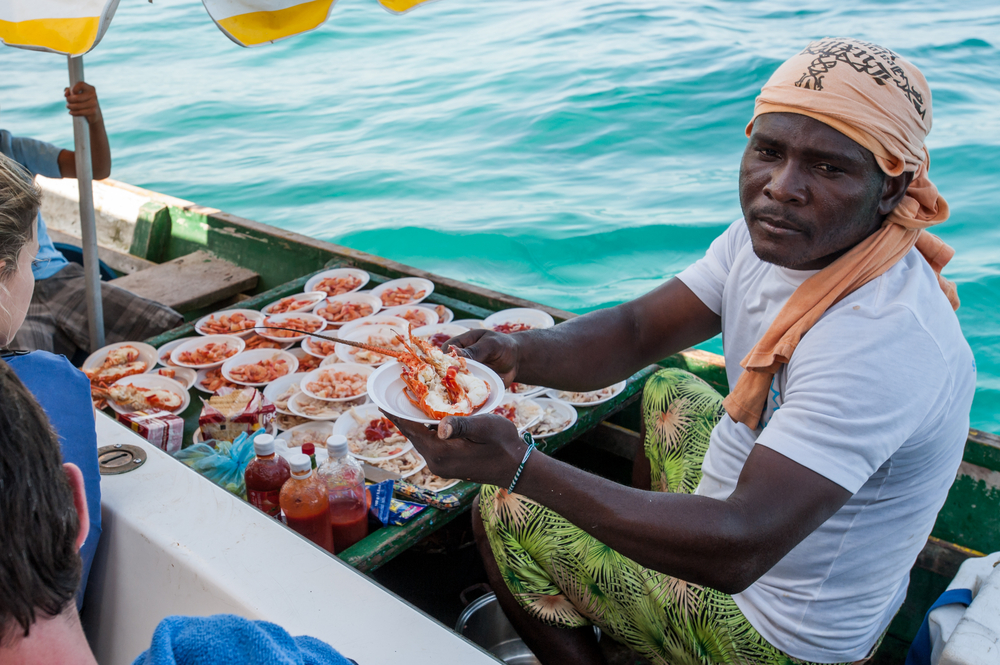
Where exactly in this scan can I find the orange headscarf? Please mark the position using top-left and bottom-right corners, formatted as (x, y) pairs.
(722, 38), (959, 429)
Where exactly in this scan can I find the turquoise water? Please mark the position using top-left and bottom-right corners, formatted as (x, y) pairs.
(2, 1), (998, 431)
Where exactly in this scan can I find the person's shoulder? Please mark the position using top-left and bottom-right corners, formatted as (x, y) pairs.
(830, 249), (965, 345)
(7, 351), (89, 389)
(810, 251), (972, 380)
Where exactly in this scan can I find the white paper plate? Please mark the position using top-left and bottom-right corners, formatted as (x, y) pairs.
(240, 334), (296, 352)
(491, 395), (545, 433)
(286, 346), (324, 372)
(370, 277), (434, 307)
(150, 366), (197, 390)
(261, 291), (328, 315)
(381, 304), (439, 329)
(366, 358), (505, 425)
(526, 398), (578, 439)
(544, 381), (627, 408)
(170, 335), (245, 369)
(221, 349), (299, 387)
(275, 413), (312, 432)
(451, 319), (486, 329)
(255, 312), (327, 343)
(338, 314), (410, 337)
(262, 371), (309, 415)
(195, 422), (276, 445)
(193, 367), (240, 394)
(332, 403), (413, 462)
(369, 451), (425, 479)
(194, 309), (264, 338)
(288, 393), (369, 421)
(156, 337), (197, 367)
(412, 323), (471, 349)
(415, 303), (454, 324)
(314, 292), (383, 327)
(304, 268), (370, 297)
(276, 421), (336, 458)
(105, 374), (190, 416)
(484, 308), (556, 333)
(506, 382), (547, 398)
(334, 324), (408, 366)
(300, 363), (374, 402)
(83, 342), (158, 377)
(301, 335), (341, 359)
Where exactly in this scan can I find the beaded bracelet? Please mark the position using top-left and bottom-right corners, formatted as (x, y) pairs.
(507, 432), (537, 494)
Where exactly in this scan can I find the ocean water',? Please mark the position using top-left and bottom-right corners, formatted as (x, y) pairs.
(1, 1), (998, 431)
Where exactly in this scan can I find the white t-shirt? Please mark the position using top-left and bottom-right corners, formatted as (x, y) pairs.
(676, 220), (976, 663)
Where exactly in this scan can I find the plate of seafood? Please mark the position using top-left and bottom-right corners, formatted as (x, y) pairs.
(506, 381), (547, 398)
(221, 349), (298, 387)
(302, 336), (340, 359)
(156, 337), (197, 367)
(381, 304), (439, 329)
(369, 450), (426, 479)
(337, 314), (409, 337)
(314, 292), (382, 326)
(452, 319), (486, 329)
(261, 291), (328, 316)
(195, 309), (264, 338)
(84, 342), (158, 381)
(415, 303), (454, 324)
(263, 372), (308, 414)
(333, 404), (413, 461)
(491, 395), (545, 432)
(255, 312), (326, 343)
(84, 343), (158, 406)
(170, 335), (245, 369)
(289, 393), (368, 421)
(241, 333), (294, 351)
(545, 381), (627, 407)
(484, 308), (556, 333)
(412, 323), (471, 350)
(334, 324), (410, 366)
(151, 366), (197, 390)
(102, 374), (190, 416)
(287, 346), (323, 372)
(526, 398), (578, 439)
(405, 466), (460, 493)
(304, 268), (370, 298)
(194, 367), (240, 393)
(370, 277), (434, 307)
(276, 421), (335, 453)
(194, 422), (276, 445)
(300, 363), (374, 402)
(276, 413), (311, 431)
(366, 350), (505, 425)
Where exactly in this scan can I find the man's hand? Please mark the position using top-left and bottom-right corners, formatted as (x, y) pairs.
(381, 411), (525, 487)
(445, 329), (520, 387)
(64, 82), (103, 125)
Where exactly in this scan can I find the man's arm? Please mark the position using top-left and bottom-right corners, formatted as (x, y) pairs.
(57, 83), (111, 180)
(389, 414), (851, 593)
(450, 277), (721, 391)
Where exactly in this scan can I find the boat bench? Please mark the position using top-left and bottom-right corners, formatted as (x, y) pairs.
(109, 250), (259, 313)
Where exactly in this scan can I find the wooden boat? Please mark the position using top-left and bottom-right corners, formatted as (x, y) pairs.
(39, 176), (1000, 664)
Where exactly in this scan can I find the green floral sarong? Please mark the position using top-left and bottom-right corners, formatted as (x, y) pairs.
(479, 368), (869, 665)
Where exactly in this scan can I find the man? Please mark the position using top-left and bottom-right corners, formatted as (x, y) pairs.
(387, 39), (975, 664)
(1, 81), (182, 357)
(0, 360), (353, 665)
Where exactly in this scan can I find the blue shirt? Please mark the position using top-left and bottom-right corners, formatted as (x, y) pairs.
(0, 129), (70, 280)
(7, 351), (102, 610)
